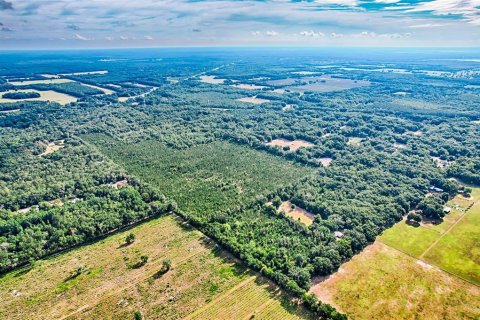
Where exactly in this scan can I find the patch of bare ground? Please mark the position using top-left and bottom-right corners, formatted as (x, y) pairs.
(199, 75), (226, 84)
(317, 157), (333, 167)
(266, 138), (314, 151)
(110, 179), (129, 188)
(237, 96), (271, 104)
(39, 140), (65, 156)
(432, 156), (453, 168)
(347, 137), (362, 146)
(279, 201), (314, 226)
(403, 130), (423, 136)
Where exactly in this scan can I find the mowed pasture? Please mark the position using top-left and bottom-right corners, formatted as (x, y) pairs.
(379, 188), (480, 285)
(84, 135), (315, 220)
(0, 215), (312, 320)
(310, 242), (480, 320)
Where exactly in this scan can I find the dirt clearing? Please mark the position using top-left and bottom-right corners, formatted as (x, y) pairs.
(237, 96), (271, 104)
(266, 138), (314, 151)
(279, 201), (315, 226)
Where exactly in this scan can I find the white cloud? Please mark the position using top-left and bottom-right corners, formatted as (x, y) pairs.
(74, 33), (90, 41)
(330, 32), (344, 38)
(119, 35), (129, 40)
(251, 31), (261, 36)
(300, 30), (325, 37)
(266, 30), (279, 37)
(144, 35), (153, 40)
(314, 0), (359, 6)
(408, 0), (480, 25)
(105, 36), (114, 41)
(374, 0), (401, 3)
(409, 23), (448, 28)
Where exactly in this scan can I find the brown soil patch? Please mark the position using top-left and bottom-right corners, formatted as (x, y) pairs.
(317, 157), (333, 167)
(266, 138), (314, 151)
(279, 201), (314, 226)
(39, 140), (65, 156)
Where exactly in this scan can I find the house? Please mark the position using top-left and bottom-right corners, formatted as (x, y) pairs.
(443, 206), (452, 214)
(334, 231), (344, 239)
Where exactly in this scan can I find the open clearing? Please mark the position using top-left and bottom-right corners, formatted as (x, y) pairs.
(39, 140), (65, 156)
(232, 83), (267, 90)
(379, 188), (480, 284)
(347, 137), (363, 146)
(59, 70), (108, 76)
(9, 78), (73, 86)
(0, 215), (312, 320)
(199, 75), (227, 84)
(290, 75), (370, 93)
(278, 201), (315, 226)
(84, 136), (315, 219)
(266, 138), (315, 151)
(317, 157), (333, 167)
(0, 89), (77, 105)
(237, 96), (271, 104)
(310, 242), (480, 320)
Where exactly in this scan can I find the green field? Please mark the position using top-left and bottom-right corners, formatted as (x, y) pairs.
(378, 188), (480, 284)
(311, 242), (480, 320)
(422, 189), (480, 284)
(84, 134), (315, 221)
(379, 220), (440, 257)
(0, 215), (312, 320)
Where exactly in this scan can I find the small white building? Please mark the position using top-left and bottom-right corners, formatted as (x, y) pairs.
(443, 206), (452, 214)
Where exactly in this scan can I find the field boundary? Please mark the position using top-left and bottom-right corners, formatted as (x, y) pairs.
(378, 240), (479, 288)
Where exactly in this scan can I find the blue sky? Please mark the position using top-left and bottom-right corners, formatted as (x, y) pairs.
(0, 0), (479, 48)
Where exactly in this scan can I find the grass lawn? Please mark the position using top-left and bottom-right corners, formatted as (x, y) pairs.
(423, 189), (480, 285)
(0, 215), (311, 320)
(84, 134), (315, 221)
(310, 242), (480, 320)
(378, 221), (440, 257)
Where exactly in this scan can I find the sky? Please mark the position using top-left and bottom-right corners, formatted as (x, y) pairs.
(0, 0), (479, 49)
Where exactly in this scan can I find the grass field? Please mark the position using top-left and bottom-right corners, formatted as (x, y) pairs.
(379, 188), (480, 284)
(311, 242), (480, 320)
(311, 188), (480, 319)
(84, 135), (315, 220)
(0, 215), (312, 320)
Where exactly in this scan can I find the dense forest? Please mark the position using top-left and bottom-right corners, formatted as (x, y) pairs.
(2, 91), (40, 100)
(1, 48), (479, 319)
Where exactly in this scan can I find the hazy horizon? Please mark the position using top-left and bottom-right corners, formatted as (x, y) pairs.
(1, 0), (480, 49)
